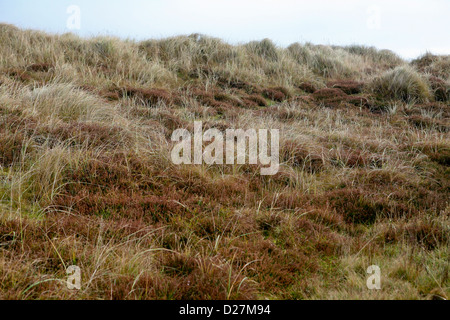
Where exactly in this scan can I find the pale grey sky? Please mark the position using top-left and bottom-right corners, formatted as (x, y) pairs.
(0, 0), (449, 59)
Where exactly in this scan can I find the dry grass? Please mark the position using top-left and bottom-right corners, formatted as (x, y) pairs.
(367, 65), (432, 103)
(0, 24), (449, 300)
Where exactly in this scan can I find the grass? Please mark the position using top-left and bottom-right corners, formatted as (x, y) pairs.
(368, 65), (433, 103)
(0, 24), (449, 300)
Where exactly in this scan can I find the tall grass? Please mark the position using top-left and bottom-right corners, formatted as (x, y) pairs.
(0, 24), (449, 300)
(368, 65), (432, 102)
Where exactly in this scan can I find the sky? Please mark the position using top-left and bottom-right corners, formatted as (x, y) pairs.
(0, 0), (449, 59)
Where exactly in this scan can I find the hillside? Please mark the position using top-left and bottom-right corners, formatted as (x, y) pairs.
(0, 24), (449, 299)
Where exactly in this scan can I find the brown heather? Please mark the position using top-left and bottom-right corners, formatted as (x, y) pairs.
(0, 24), (449, 300)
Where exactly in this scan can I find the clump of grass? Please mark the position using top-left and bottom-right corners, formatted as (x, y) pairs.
(426, 76), (449, 102)
(22, 83), (115, 122)
(246, 38), (279, 62)
(343, 45), (403, 69)
(21, 146), (77, 203)
(367, 65), (432, 103)
(411, 52), (450, 79)
(288, 43), (358, 78)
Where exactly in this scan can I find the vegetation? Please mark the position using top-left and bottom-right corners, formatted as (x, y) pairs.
(367, 65), (432, 103)
(0, 24), (449, 300)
